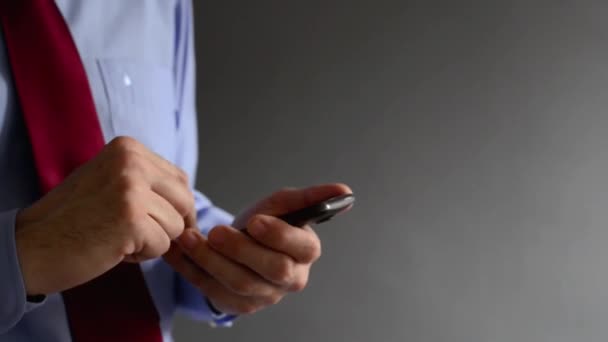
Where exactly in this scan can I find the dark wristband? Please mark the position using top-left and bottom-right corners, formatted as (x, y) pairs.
(26, 294), (46, 303)
(205, 298), (238, 326)
(205, 297), (223, 316)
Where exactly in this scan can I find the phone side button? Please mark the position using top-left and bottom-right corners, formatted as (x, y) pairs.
(317, 217), (332, 224)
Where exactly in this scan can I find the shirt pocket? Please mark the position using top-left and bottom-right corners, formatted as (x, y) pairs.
(96, 59), (177, 161)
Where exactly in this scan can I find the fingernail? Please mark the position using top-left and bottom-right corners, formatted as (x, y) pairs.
(209, 227), (226, 246)
(249, 216), (269, 236)
(178, 230), (198, 250)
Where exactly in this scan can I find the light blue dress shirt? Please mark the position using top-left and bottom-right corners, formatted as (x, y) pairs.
(0, 1), (235, 340)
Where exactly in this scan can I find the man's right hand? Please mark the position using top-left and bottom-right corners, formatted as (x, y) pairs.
(14, 136), (194, 296)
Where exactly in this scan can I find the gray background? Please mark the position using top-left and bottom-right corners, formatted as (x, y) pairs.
(174, 1), (608, 342)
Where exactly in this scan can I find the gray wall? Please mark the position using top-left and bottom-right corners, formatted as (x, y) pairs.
(174, 1), (608, 341)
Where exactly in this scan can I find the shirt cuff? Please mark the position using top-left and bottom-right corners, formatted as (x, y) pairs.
(175, 276), (237, 327)
(0, 209), (46, 333)
(194, 194), (234, 236)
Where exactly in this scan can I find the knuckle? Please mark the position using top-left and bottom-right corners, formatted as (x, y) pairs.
(231, 278), (255, 296)
(109, 140), (145, 174)
(108, 136), (140, 152)
(120, 229), (145, 257)
(117, 217), (146, 253)
(166, 210), (186, 237)
(271, 257), (294, 285)
(236, 302), (258, 315)
(168, 220), (186, 240)
(176, 168), (189, 185)
(172, 191), (194, 218)
(289, 278), (308, 292)
(263, 293), (283, 306)
(181, 193), (195, 217)
(311, 244), (322, 261)
(119, 152), (143, 173)
(303, 238), (322, 262)
(118, 239), (137, 257)
(114, 171), (140, 193)
(112, 161), (145, 190)
(156, 235), (171, 256)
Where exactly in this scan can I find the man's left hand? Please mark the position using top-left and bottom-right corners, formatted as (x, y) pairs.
(163, 183), (351, 315)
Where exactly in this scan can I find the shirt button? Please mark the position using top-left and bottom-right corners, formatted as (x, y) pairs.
(123, 74), (132, 86)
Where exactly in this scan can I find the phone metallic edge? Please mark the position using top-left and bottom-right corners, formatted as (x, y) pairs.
(278, 193), (355, 227)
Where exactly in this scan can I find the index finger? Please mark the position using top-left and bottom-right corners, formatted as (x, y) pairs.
(245, 215), (322, 264)
(266, 183), (353, 215)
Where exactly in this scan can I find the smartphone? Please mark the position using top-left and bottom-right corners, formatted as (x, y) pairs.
(278, 193), (355, 228)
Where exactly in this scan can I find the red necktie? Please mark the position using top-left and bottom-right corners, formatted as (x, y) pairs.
(1, 1), (163, 341)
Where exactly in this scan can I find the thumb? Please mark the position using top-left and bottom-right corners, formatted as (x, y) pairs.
(184, 211), (197, 230)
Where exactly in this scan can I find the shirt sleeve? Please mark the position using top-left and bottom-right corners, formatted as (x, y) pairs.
(0, 209), (46, 334)
(171, 0), (237, 327)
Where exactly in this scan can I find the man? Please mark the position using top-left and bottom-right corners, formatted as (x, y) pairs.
(0, 1), (351, 341)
